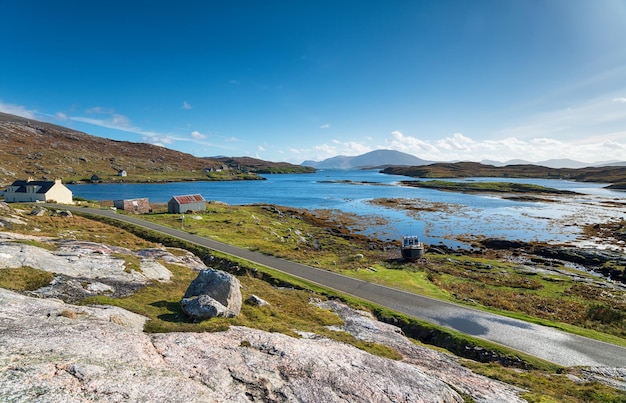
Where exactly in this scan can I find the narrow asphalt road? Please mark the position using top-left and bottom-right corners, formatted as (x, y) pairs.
(58, 205), (626, 367)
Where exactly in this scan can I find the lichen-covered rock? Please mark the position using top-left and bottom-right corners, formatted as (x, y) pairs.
(181, 268), (242, 319)
(246, 294), (270, 306)
(0, 235), (200, 302)
(0, 288), (467, 402)
(0, 288), (215, 402)
(30, 206), (48, 216)
(314, 300), (527, 402)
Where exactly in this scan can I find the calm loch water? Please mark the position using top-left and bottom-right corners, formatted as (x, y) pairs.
(68, 170), (626, 248)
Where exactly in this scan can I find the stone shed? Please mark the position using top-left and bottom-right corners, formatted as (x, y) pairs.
(113, 198), (151, 214)
(168, 194), (206, 213)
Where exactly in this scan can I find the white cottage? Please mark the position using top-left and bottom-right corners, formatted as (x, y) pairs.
(3, 178), (73, 204)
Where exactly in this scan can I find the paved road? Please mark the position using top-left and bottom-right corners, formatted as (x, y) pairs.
(58, 205), (626, 367)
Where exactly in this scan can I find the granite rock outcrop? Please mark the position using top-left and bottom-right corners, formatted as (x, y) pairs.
(0, 287), (529, 402)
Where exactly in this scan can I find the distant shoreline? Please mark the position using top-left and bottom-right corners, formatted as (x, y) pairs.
(381, 162), (626, 190)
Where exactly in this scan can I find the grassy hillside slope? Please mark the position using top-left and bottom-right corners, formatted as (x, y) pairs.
(0, 112), (312, 186)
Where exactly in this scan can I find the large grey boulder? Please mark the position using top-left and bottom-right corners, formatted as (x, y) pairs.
(181, 268), (242, 319)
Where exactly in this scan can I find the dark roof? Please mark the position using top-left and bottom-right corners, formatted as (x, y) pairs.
(8, 180), (56, 194)
(170, 194), (205, 205)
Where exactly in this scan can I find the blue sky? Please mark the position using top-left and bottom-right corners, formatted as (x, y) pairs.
(1, 0), (625, 164)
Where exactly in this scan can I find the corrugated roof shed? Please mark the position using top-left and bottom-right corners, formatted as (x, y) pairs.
(172, 194), (205, 204)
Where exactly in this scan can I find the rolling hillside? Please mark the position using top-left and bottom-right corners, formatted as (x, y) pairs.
(0, 113), (309, 186)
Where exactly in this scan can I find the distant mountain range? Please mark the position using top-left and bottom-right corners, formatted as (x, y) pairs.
(302, 150), (432, 169)
(303, 150), (626, 170)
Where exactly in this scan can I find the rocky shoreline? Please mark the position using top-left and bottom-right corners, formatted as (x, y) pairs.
(475, 238), (626, 285)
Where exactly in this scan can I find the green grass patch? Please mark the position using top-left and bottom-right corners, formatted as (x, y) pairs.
(141, 205), (375, 270)
(348, 263), (450, 300)
(205, 171), (263, 181)
(462, 361), (626, 403)
(2, 208), (157, 250)
(0, 267), (55, 291)
(112, 253), (142, 274)
(424, 254), (626, 345)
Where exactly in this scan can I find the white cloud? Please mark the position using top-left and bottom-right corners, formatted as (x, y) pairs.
(303, 130), (626, 164)
(0, 101), (35, 119)
(142, 134), (174, 145)
(55, 112), (68, 121)
(388, 131), (437, 153)
(183, 101), (192, 110)
(600, 140), (623, 150)
(258, 145), (266, 152)
(72, 114), (133, 131)
(498, 94), (626, 141)
(228, 80), (240, 85)
(530, 138), (563, 146)
(314, 143), (338, 156)
(190, 130), (206, 140)
(342, 141), (370, 155)
(86, 106), (115, 114)
(308, 140), (371, 161)
(435, 133), (475, 151)
(70, 111), (183, 148)
(320, 124), (330, 129)
(109, 114), (132, 128)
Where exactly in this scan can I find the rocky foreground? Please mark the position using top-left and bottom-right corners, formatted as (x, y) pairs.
(2, 203), (626, 401)
(0, 229), (526, 402)
(0, 287), (529, 402)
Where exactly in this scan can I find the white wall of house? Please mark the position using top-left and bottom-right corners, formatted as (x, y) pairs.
(4, 188), (46, 203)
(46, 180), (73, 204)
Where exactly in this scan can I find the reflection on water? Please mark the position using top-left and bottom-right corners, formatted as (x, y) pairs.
(68, 170), (626, 248)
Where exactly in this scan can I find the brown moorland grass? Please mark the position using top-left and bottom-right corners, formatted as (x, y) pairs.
(7, 213), (156, 249)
